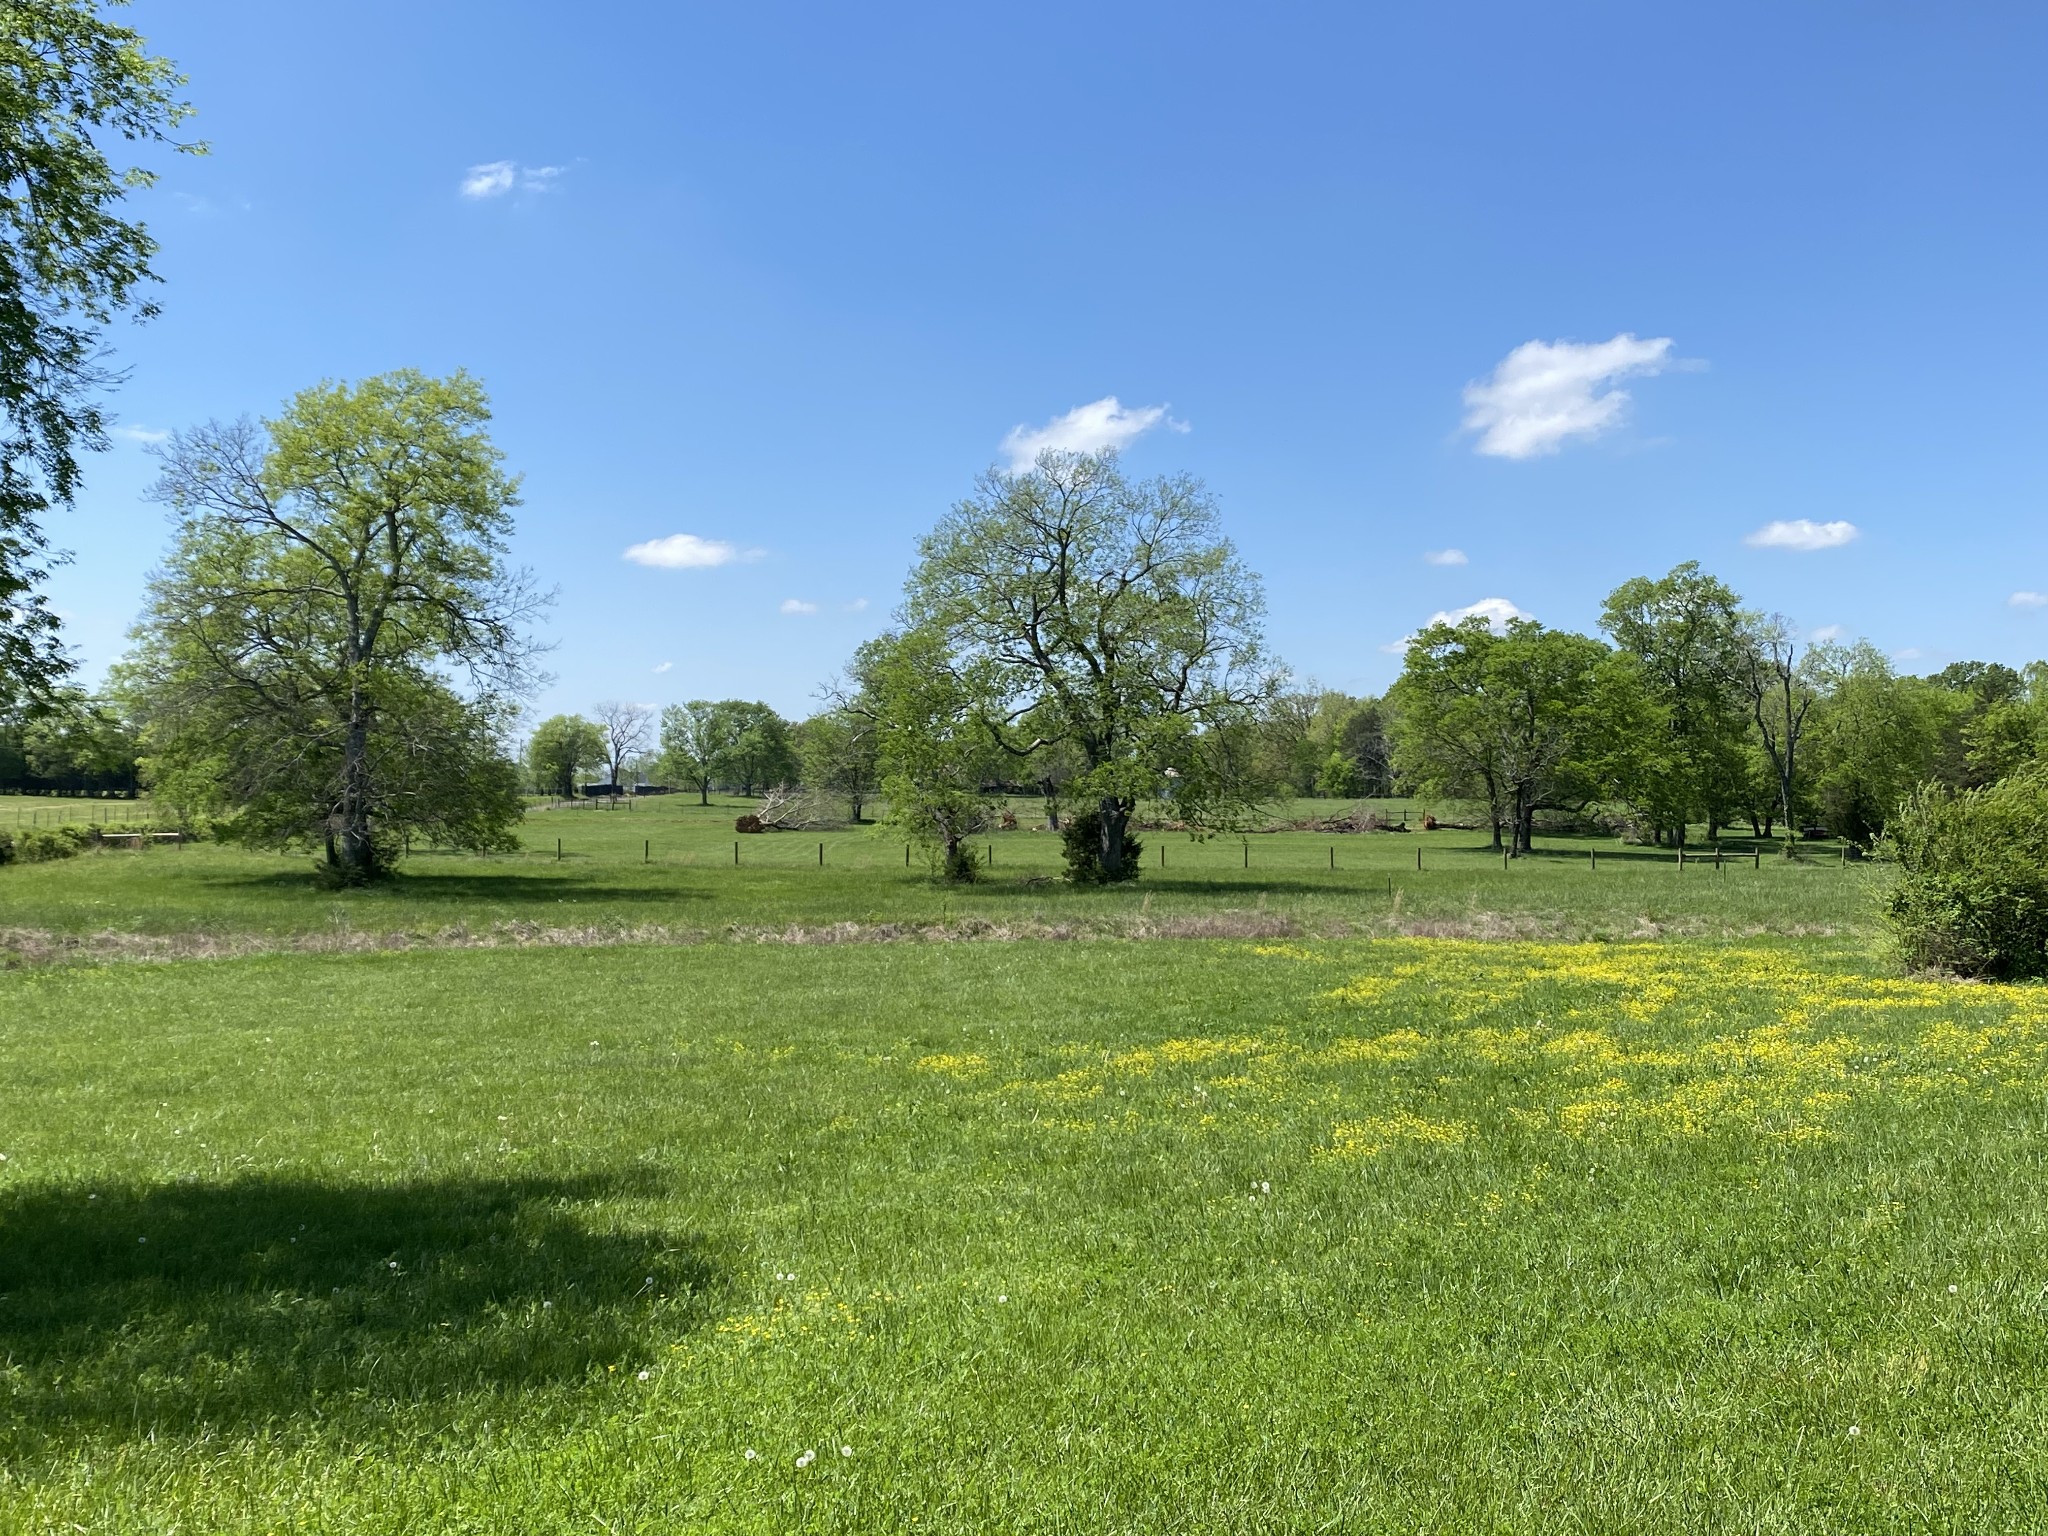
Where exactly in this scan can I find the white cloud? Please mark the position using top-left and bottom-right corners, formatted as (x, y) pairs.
(843, 597), (870, 612)
(460, 161), (566, 199)
(652, 660), (673, 674)
(1423, 548), (1468, 567)
(1744, 519), (1860, 552)
(112, 424), (169, 445)
(1809, 624), (1845, 643)
(622, 534), (762, 569)
(780, 598), (820, 615)
(1431, 596), (1531, 631)
(2011, 591), (2048, 610)
(1381, 596), (1532, 654)
(1893, 647), (1923, 662)
(1462, 334), (1677, 458)
(1000, 396), (1186, 471)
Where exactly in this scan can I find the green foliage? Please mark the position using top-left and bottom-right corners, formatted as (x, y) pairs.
(125, 370), (538, 882)
(1882, 767), (2048, 979)
(1390, 617), (1642, 853)
(1313, 747), (1361, 799)
(1060, 807), (1143, 884)
(657, 700), (793, 801)
(0, 822), (91, 864)
(902, 449), (1273, 881)
(0, 1), (199, 706)
(795, 707), (880, 821)
(851, 628), (999, 874)
(1600, 563), (1753, 840)
(525, 714), (606, 798)
(1802, 642), (1947, 844)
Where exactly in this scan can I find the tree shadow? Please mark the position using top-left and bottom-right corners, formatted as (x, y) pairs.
(208, 869), (712, 906)
(0, 1172), (728, 1453)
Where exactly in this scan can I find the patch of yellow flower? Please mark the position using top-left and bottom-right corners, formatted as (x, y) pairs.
(1322, 1110), (1471, 1159)
(903, 939), (2048, 1158)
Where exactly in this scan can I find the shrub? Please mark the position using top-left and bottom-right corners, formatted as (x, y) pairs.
(1060, 809), (1143, 885)
(940, 843), (982, 883)
(734, 814), (765, 834)
(0, 825), (94, 866)
(1882, 768), (2048, 979)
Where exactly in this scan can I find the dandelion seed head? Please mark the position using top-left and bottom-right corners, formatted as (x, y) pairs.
(840, 1444), (853, 1457)
(637, 1369), (651, 1381)
(1847, 1425), (1860, 1437)
(743, 1448), (757, 1461)
(1948, 1283), (1959, 1294)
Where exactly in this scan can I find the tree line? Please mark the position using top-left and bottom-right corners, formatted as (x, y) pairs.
(6, 376), (2043, 888)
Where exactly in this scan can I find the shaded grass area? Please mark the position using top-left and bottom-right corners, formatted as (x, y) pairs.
(3, 939), (2045, 1530)
(0, 793), (1875, 949)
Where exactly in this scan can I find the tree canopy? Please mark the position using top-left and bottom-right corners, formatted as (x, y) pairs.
(903, 449), (1273, 881)
(125, 369), (542, 881)
(0, 2), (198, 707)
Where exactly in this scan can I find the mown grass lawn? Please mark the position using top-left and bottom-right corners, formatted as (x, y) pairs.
(4, 936), (2044, 1531)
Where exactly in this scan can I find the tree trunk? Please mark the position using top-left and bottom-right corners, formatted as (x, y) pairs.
(1099, 794), (1131, 881)
(698, 777), (710, 806)
(332, 701), (377, 882)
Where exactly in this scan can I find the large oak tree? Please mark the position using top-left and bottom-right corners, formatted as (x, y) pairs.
(903, 450), (1273, 882)
(127, 370), (543, 882)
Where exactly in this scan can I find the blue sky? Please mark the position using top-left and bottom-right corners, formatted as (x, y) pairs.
(49, 2), (2048, 719)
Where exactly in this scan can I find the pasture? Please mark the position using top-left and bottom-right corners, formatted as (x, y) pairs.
(5, 800), (2029, 1533)
(0, 794), (1869, 956)
(5, 935), (2047, 1531)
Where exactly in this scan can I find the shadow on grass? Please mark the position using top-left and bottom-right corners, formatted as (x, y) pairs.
(206, 868), (714, 906)
(0, 1172), (728, 1450)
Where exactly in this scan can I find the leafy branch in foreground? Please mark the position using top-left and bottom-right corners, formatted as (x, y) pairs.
(0, 1), (200, 706)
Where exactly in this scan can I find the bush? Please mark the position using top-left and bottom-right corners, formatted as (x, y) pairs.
(1882, 768), (2048, 979)
(940, 843), (982, 883)
(0, 825), (94, 866)
(1061, 809), (1143, 885)
(734, 814), (765, 834)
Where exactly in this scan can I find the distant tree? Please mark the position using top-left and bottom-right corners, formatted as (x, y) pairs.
(903, 449), (1274, 882)
(657, 700), (723, 804)
(714, 702), (795, 796)
(525, 713), (605, 798)
(127, 370), (542, 882)
(852, 628), (1000, 879)
(1390, 617), (1643, 853)
(1600, 562), (1752, 843)
(796, 706), (881, 822)
(1960, 665), (2048, 786)
(1337, 698), (1393, 796)
(592, 700), (652, 788)
(1802, 642), (1947, 843)
(1313, 748), (1360, 799)
(0, 3), (200, 709)
(1737, 615), (1816, 848)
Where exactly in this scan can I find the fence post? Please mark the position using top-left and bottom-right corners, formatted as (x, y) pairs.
(646, 839), (651, 864)
(734, 841), (739, 866)
(1329, 845), (1334, 871)
(1754, 848), (1761, 870)
(1590, 848), (1596, 871)
(1243, 841), (1249, 870)
(1416, 846), (1422, 872)
(819, 842), (824, 867)
(1678, 845), (1685, 872)
(557, 838), (562, 861)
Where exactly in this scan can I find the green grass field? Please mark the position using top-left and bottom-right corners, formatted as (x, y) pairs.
(0, 793), (1871, 955)
(9, 796), (2025, 1532)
